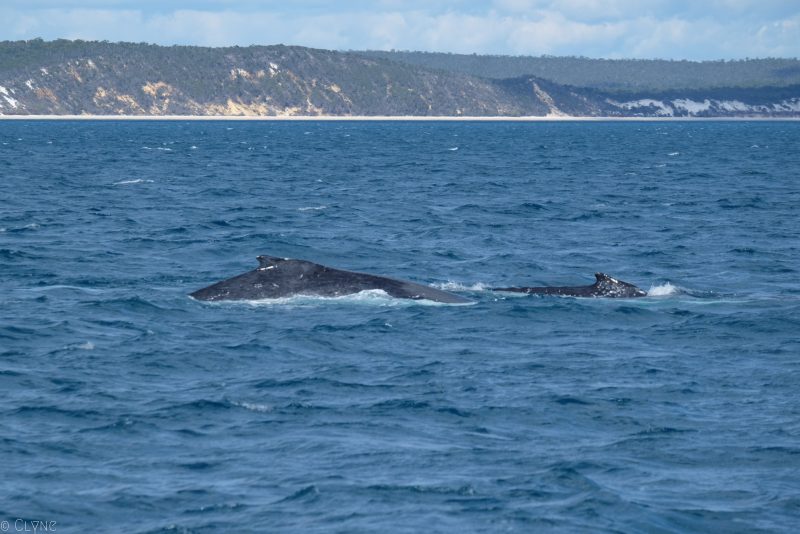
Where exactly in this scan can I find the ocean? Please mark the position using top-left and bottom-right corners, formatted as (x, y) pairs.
(1, 120), (798, 532)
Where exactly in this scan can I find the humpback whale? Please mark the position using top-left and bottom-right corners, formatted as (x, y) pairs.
(190, 255), (472, 304)
(493, 273), (647, 298)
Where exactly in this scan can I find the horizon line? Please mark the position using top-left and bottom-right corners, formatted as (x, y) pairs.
(2, 38), (798, 63)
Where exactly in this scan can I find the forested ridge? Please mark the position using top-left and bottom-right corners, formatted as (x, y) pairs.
(0, 40), (797, 117)
(359, 50), (800, 91)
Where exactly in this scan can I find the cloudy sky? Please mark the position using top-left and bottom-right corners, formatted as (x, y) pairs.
(1, 1), (798, 60)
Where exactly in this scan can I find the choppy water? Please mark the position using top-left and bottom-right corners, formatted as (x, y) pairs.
(1, 120), (799, 533)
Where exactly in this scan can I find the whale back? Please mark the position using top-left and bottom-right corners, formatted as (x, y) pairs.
(257, 255), (287, 268)
(591, 273), (648, 298)
(190, 256), (472, 303)
(491, 273), (647, 298)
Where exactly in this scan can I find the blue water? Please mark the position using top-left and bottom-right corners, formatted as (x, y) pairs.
(1, 120), (799, 533)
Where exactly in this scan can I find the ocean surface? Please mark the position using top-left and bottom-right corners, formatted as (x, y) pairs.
(1, 120), (799, 533)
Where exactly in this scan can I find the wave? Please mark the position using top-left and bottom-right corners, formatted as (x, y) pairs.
(84, 296), (167, 312)
(114, 179), (154, 185)
(645, 283), (725, 300)
(4, 223), (40, 233)
(12, 405), (103, 418)
(191, 281), (746, 304)
(157, 399), (232, 414)
(252, 376), (388, 390)
(647, 282), (681, 297)
(432, 281), (488, 292)
(0, 248), (37, 259)
(275, 485), (320, 503)
(17, 284), (105, 295)
(366, 483), (477, 496)
(198, 289), (470, 307)
(230, 400), (273, 413)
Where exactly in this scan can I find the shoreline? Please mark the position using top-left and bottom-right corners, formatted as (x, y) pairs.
(0, 114), (798, 121)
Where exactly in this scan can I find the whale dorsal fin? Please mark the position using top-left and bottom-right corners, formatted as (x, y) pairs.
(257, 255), (288, 268)
(595, 273), (617, 284)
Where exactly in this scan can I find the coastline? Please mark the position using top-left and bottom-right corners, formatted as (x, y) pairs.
(0, 114), (797, 121)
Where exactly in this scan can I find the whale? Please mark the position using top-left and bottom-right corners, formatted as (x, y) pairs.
(190, 255), (472, 304)
(492, 273), (647, 298)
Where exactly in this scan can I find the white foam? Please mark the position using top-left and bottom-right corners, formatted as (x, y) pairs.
(78, 341), (95, 350)
(433, 281), (488, 291)
(246, 289), (393, 306)
(0, 86), (8, 96)
(114, 179), (154, 185)
(448, 146), (459, 151)
(668, 151), (680, 156)
(203, 289), (468, 307)
(297, 205), (326, 211)
(232, 400), (273, 413)
(647, 282), (679, 297)
(492, 290), (532, 298)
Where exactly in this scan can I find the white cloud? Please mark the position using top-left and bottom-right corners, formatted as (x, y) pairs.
(504, 11), (630, 55)
(492, 0), (673, 20)
(0, 3), (798, 59)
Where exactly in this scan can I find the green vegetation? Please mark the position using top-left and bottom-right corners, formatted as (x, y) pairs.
(0, 40), (797, 116)
(358, 50), (800, 91)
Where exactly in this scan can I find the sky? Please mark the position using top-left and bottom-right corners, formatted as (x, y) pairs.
(1, 1), (798, 60)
